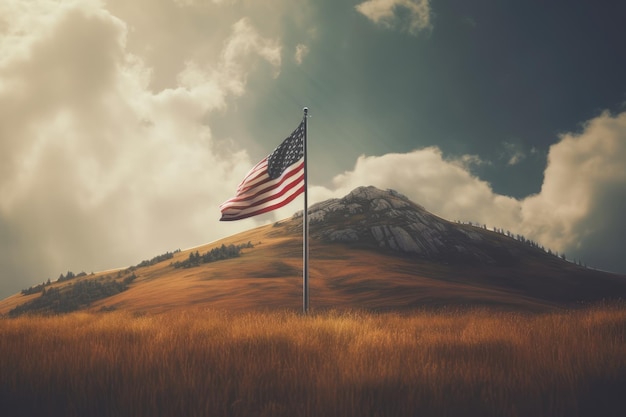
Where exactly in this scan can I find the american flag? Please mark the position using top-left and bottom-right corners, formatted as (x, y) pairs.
(219, 118), (305, 221)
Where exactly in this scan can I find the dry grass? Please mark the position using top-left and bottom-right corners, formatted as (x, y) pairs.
(1, 306), (626, 417)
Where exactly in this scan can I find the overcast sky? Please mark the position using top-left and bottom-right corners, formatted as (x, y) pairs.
(1, 0), (625, 298)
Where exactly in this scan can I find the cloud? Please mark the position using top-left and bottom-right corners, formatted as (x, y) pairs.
(294, 43), (309, 65)
(173, 0), (236, 6)
(452, 154), (491, 170)
(355, 0), (432, 35)
(218, 17), (282, 84)
(313, 111), (626, 273)
(0, 1), (283, 297)
(502, 141), (526, 165)
(519, 111), (626, 265)
(311, 148), (520, 228)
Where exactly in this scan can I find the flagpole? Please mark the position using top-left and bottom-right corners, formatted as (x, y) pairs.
(302, 107), (309, 314)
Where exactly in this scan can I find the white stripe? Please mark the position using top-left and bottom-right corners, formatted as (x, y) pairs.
(220, 167), (303, 214)
(236, 159), (268, 192)
(220, 158), (304, 209)
(220, 181), (304, 219)
(220, 170), (304, 217)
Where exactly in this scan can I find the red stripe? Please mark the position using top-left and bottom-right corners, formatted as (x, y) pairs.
(224, 161), (304, 205)
(219, 172), (304, 218)
(237, 160), (268, 193)
(221, 160), (303, 209)
(230, 158), (303, 201)
(220, 184), (305, 221)
(220, 171), (304, 212)
(237, 173), (272, 196)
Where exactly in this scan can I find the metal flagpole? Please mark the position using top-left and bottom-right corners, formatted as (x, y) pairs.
(302, 107), (309, 314)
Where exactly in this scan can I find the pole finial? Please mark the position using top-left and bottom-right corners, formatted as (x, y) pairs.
(303, 107), (308, 115)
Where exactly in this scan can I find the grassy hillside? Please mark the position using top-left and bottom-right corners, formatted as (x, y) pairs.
(2, 219), (626, 316)
(1, 307), (625, 417)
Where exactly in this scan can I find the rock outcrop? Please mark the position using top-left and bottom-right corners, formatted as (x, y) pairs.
(293, 186), (515, 265)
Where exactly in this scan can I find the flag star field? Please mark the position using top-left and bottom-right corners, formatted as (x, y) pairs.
(268, 123), (305, 180)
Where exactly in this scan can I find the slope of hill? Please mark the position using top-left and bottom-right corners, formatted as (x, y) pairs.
(2, 186), (626, 315)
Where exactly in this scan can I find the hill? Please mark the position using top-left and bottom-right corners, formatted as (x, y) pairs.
(2, 186), (626, 315)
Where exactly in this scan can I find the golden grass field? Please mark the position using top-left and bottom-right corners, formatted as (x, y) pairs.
(2, 218), (626, 416)
(1, 306), (626, 417)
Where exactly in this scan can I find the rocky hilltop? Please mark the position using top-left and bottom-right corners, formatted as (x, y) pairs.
(293, 186), (519, 265)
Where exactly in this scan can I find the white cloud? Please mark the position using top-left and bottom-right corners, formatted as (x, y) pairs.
(0, 0), (283, 297)
(452, 153), (490, 170)
(173, 0), (234, 6)
(294, 43), (309, 65)
(310, 148), (520, 228)
(104, 0), (307, 92)
(220, 18), (282, 84)
(355, 0), (432, 35)
(502, 141), (526, 165)
(313, 111), (626, 271)
(177, 17), (282, 97)
(519, 111), (626, 256)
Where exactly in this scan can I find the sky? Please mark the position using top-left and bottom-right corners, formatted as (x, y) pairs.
(1, 0), (625, 299)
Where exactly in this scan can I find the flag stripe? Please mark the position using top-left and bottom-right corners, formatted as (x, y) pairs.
(220, 181), (304, 220)
(219, 117), (305, 221)
(222, 159), (304, 205)
(220, 160), (304, 220)
(220, 183), (305, 221)
(222, 172), (304, 214)
(236, 159), (268, 193)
